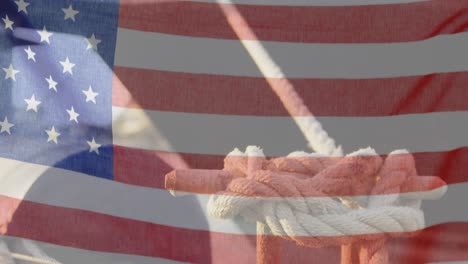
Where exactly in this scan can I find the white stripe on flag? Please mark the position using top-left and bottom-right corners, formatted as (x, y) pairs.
(112, 107), (468, 156)
(0, 236), (183, 264)
(210, 0), (427, 5)
(122, 0), (428, 6)
(0, 157), (465, 235)
(115, 29), (468, 79)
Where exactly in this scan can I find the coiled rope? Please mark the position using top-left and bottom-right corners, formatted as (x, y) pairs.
(167, 146), (446, 263)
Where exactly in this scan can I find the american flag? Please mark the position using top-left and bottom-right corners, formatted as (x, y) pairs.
(0, 0), (467, 263)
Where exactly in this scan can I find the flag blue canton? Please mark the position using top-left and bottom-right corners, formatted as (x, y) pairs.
(0, 0), (119, 179)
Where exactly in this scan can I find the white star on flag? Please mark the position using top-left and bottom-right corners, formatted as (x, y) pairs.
(87, 138), (101, 154)
(2, 15), (14, 31)
(45, 75), (58, 92)
(0, 117), (14, 135)
(60, 57), (75, 75)
(24, 46), (36, 62)
(37, 26), (53, 44)
(83, 86), (98, 104)
(15, 0), (30, 14)
(62, 4), (79, 22)
(45, 126), (60, 144)
(3, 64), (20, 81)
(66, 106), (80, 123)
(24, 94), (41, 112)
(85, 34), (101, 51)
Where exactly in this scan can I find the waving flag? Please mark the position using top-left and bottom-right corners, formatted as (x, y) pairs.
(0, 0), (467, 263)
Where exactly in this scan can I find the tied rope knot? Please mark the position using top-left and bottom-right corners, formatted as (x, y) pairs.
(206, 146), (447, 254)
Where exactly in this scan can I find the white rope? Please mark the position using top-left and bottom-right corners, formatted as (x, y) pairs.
(207, 147), (438, 244)
(0, 239), (62, 264)
(21, 239), (62, 264)
(213, 0), (420, 242)
(0, 240), (15, 264)
(216, 0), (342, 157)
(10, 253), (59, 264)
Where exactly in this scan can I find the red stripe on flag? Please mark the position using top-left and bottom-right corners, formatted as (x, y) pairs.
(113, 145), (468, 192)
(2, 195), (252, 263)
(118, 0), (468, 43)
(389, 223), (468, 263)
(113, 67), (468, 117)
(3, 195), (468, 263)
